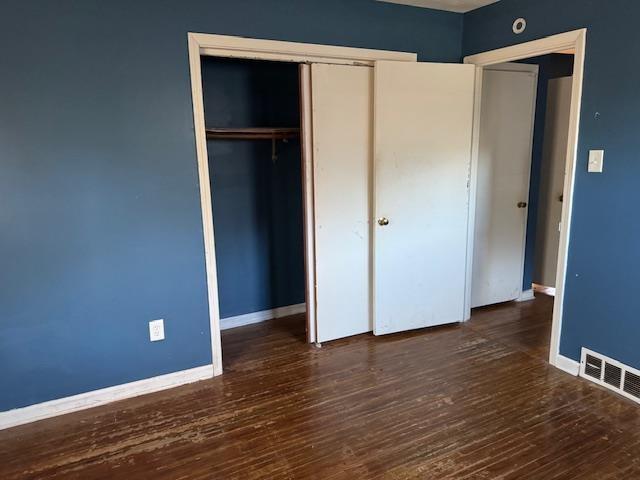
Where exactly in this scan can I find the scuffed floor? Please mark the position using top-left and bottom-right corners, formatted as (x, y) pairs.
(2, 295), (640, 479)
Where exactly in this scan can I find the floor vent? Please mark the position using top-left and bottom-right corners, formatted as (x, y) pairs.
(580, 348), (640, 405)
(584, 354), (602, 380)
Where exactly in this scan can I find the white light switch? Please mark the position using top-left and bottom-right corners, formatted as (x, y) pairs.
(149, 319), (165, 342)
(588, 150), (604, 173)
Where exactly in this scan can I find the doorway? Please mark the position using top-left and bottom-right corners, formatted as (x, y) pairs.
(472, 54), (574, 306)
(465, 29), (586, 371)
(532, 68), (574, 293)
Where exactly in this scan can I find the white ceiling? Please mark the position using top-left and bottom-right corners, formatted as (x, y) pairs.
(378, 0), (500, 13)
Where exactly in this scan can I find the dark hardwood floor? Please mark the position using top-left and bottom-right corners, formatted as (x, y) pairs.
(467, 292), (554, 362)
(3, 294), (640, 479)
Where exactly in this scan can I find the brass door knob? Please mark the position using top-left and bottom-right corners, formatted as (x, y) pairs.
(378, 217), (390, 226)
(517, 202), (528, 209)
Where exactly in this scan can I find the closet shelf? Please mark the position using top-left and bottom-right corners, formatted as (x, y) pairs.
(205, 127), (300, 140)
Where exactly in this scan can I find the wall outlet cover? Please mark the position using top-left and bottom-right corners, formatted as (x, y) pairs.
(149, 319), (165, 342)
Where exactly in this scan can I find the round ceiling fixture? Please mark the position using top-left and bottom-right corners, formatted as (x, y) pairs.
(513, 17), (527, 34)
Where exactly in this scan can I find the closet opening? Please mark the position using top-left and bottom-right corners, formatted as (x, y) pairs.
(200, 57), (308, 368)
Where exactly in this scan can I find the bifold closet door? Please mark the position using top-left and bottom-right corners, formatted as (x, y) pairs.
(311, 63), (372, 343)
(373, 61), (476, 335)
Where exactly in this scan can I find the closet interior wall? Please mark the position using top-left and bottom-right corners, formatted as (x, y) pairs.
(200, 57), (305, 324)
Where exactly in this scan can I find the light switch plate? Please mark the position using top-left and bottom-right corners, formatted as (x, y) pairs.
(149, 319), (165, 342)
(588, 150), (604, 173)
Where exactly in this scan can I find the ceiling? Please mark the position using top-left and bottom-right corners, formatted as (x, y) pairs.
(378, 0), (500, 13)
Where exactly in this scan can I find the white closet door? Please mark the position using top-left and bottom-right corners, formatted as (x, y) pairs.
(373, 61), (476, 335)
(311, 63), (373, 342)
(471, 64), (538, 308)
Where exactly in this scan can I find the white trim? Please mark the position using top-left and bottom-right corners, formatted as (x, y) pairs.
(188, 34), (223, 376)
(464, 30), (584, 66)
(556, 354), (580, 376)
(464, 29), (587, 371)
(221, 303), (307, 330)
(193, 33), (417, 65)
(0, 365), (213, 431)
(299, 64), (317, 344)
(188, 33), (418, 374)
(515, 289), (535, 302)
(533, 283), (556, 296)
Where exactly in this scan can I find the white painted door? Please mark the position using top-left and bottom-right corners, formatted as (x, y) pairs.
(311, 63), (373, 342)
(471, 64), (538, 308)
(534, 76), (573, 288)
(373, 61), (476, 335)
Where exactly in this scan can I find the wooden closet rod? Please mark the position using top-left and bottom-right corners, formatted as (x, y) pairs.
(205, 127), (300, 140)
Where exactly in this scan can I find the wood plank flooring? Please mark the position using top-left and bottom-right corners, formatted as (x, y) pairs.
(2, 294), (640, 479)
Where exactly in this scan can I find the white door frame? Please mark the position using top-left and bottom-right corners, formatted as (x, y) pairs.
(187, 32), (416, 376)
(464, 29), (587, 371)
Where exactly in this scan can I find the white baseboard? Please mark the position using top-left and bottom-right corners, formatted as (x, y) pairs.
(533, 283), (556, 296)
(0, 364), (213, 431)
(221, 303), (306, 330)
(555, 354), (580, 376)
(515, 289), (535, 302)
(0, 303), (307, 431)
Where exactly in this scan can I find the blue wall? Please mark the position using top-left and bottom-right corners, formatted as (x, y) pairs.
(465, 0), (640, 366)
(202, 58), (305, 318)
(520, 54), (574, 290)
(0, 0), (462, 411)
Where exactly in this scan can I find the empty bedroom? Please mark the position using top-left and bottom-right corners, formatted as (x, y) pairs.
(2, 0), (639, 478)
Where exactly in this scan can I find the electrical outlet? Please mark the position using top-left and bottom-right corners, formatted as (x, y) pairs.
(149, 319), (165, 342)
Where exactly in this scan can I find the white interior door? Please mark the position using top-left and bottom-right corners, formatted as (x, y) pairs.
(471, 64), (538, 308)
(534, 76), (573, 288)
(311, 63), (373, 342)
(373, 61), (476, 335)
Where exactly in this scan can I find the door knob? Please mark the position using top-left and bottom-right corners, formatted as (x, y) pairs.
(378, 217), (390, 226)
(517, 202), (527, 209)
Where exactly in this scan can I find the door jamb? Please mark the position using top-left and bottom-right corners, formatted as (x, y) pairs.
(463, 29), (587, 371)
(298, 64), (317, 345)
(187, 32), (416, 376)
